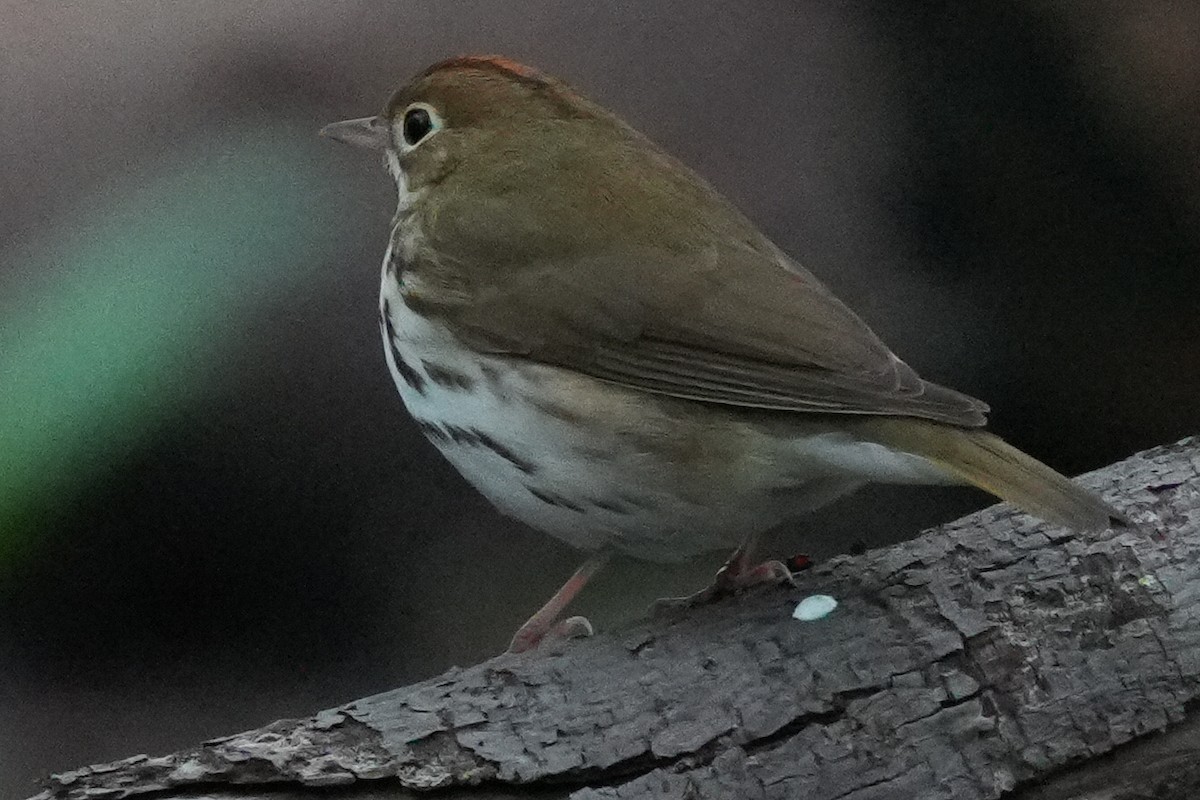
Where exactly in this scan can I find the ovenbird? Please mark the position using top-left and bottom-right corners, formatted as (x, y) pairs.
(321, 56), (1121, 652)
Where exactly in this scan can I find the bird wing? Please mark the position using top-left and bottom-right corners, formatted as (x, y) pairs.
(428, 239), (989, 427)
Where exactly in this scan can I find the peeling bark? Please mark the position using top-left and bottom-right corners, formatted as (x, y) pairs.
(31, 437), (1200, 800)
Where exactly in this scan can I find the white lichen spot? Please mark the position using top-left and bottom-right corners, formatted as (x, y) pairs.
(793, 594), (838, 621)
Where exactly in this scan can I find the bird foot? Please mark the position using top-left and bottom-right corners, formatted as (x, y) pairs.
(504, 553), (608, 654)
(651, 558), (795, 616)
(508, 614), (594, 653)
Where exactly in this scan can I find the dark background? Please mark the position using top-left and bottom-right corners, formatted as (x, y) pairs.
(2, 3), (1197, 796)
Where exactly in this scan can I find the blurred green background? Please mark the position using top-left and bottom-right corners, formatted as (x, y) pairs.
(1, 2), (1197, 796)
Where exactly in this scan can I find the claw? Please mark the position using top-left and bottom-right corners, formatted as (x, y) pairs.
(650, 585), (721, 617)
(555, 615), (595, 640)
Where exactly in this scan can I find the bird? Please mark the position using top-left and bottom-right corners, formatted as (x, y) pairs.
(320, 56), (1122, 653)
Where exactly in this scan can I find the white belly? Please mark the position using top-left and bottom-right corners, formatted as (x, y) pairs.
(378, 270), (817, 561)
(377, 259), (951, 562)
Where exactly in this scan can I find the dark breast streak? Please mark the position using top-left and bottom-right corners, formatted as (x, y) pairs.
(412, 418), (539, 475)
(380, 298), (427, 395)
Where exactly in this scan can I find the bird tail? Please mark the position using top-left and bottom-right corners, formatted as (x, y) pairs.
(857, 418), (1124, 531)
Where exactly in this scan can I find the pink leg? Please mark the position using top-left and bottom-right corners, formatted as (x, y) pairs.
(508, 552), (610, 653)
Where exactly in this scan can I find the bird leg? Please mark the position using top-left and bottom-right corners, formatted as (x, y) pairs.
(652, 532), (794, 614)
(507, 551), (610, 653)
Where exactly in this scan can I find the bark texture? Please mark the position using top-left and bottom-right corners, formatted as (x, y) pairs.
(32, 437), (1200, 800)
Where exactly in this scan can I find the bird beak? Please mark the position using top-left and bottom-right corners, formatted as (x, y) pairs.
(319, 116), (389, 151)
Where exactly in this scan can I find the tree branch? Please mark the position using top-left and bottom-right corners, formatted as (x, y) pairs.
(32, 437), (1200, 800)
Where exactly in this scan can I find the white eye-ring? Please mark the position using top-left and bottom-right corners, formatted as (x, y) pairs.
(398, 103), (443, 151)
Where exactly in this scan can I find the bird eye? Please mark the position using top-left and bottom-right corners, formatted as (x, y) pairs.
(402, 105), (439, 147)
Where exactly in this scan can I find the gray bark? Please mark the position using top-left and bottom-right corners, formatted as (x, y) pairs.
(31, 437), (1200, 800)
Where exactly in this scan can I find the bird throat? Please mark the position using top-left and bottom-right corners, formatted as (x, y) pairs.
(383, 161), (425, 287)
(386, 153), (425, 229)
